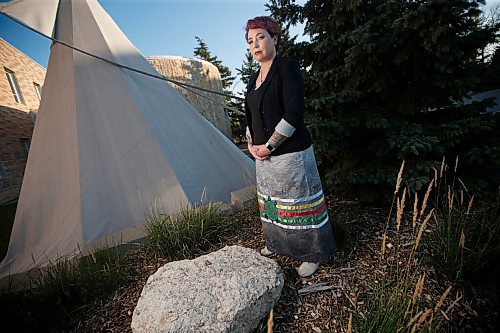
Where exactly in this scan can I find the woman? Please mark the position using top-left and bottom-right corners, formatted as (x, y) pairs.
(244, 16), (335, 277)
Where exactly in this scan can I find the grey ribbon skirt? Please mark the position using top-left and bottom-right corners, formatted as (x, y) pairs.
(256, 146), (335, 263)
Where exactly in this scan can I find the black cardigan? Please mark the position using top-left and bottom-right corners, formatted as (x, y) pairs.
(245, 56), (312, 156)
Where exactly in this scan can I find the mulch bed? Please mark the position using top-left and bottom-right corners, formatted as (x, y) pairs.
(61, 196), (496, 333)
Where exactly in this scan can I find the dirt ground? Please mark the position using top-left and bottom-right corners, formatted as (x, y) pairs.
(63, 196), (497, 333)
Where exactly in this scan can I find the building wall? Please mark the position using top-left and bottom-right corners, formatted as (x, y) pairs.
(147, 56), (232, 138)
(0, 39), (46, 204)
(0, 39), (46, 111)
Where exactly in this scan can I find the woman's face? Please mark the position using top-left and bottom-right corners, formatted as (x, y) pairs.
(247, 28), (277, 63)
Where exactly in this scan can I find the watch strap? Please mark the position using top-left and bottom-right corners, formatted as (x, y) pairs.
(265, 142), (276, 152)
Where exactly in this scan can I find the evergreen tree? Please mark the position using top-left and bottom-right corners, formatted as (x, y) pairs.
(236, 49), (260, 88)
(193, 36), (235, 94)
(267, 0), (500, 203)
(490, 45), (500, 79)
(483, 45), (500, 89)
(230, 49), (261, 142)
(193, 36), (212, 62)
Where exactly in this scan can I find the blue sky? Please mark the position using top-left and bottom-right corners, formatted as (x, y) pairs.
(0, 0), (306, 94)
(0, 0), (498, 95)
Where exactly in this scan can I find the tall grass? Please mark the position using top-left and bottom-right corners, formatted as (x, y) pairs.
(361, 278), (410, 332)
(355, 157), (500, 332)
(0, 242), (130, 331)
(356, 161), (454, 333)
(427, 157), (500, 282)
(28, 243), (130, 305)
(145, 202), (232, 259)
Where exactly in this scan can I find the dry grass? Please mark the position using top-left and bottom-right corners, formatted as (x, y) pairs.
(353, 161), (454, 333)
(267, 308), (274, 333)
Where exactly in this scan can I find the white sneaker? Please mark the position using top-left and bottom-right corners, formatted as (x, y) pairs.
(297, 262), (319, 277)
(260, 246), (274, 256)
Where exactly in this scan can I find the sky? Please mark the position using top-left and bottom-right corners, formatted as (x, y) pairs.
(0, 0), (498, 95)
(0, 0), (306, 95)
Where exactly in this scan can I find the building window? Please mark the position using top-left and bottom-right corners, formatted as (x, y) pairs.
(19, 138), (30, 155)
(29, 110), (37, 124)
(33, 82), (42, 100)
(4, 68), (25, 104)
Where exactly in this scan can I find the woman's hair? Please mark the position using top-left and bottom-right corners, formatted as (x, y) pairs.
(245, 16), (282, 48)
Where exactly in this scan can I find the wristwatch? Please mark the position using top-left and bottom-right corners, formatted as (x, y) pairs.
(265, 142), (276, 152)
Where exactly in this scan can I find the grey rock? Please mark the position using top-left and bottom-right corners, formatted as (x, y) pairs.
(131, 245), (284, 333)
(230, 185), (256, 213)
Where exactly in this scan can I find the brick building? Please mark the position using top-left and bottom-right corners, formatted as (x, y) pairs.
(0, 38), (46, 205)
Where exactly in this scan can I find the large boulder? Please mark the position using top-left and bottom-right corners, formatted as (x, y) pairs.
(131, 245), (284, 333)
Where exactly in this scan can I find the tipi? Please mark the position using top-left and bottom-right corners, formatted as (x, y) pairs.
(0, 0), (255, 280)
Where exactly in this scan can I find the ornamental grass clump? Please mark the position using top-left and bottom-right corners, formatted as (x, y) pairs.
(145, 202), (231, 260)
(0, 242), (129, 331)
(28, 242), (129, 307)
(426, 157), (500, 282)
(356, 161), (455, 333)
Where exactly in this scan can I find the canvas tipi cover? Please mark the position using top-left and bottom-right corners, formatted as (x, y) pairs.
(0, 0), (255, 279)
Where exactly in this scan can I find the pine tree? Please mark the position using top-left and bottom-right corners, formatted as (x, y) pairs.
(267, 0), (500, 203)
(483, 45), (500, 90)
(236, 49), (260, 88)
(491, 45), (500, 74)
(230, 49), (261, 142)
(193, 36), (235, 94)
(193, 36), (212, 62)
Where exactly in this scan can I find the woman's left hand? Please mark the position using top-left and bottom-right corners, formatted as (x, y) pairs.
(254, 145), (271, 159)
